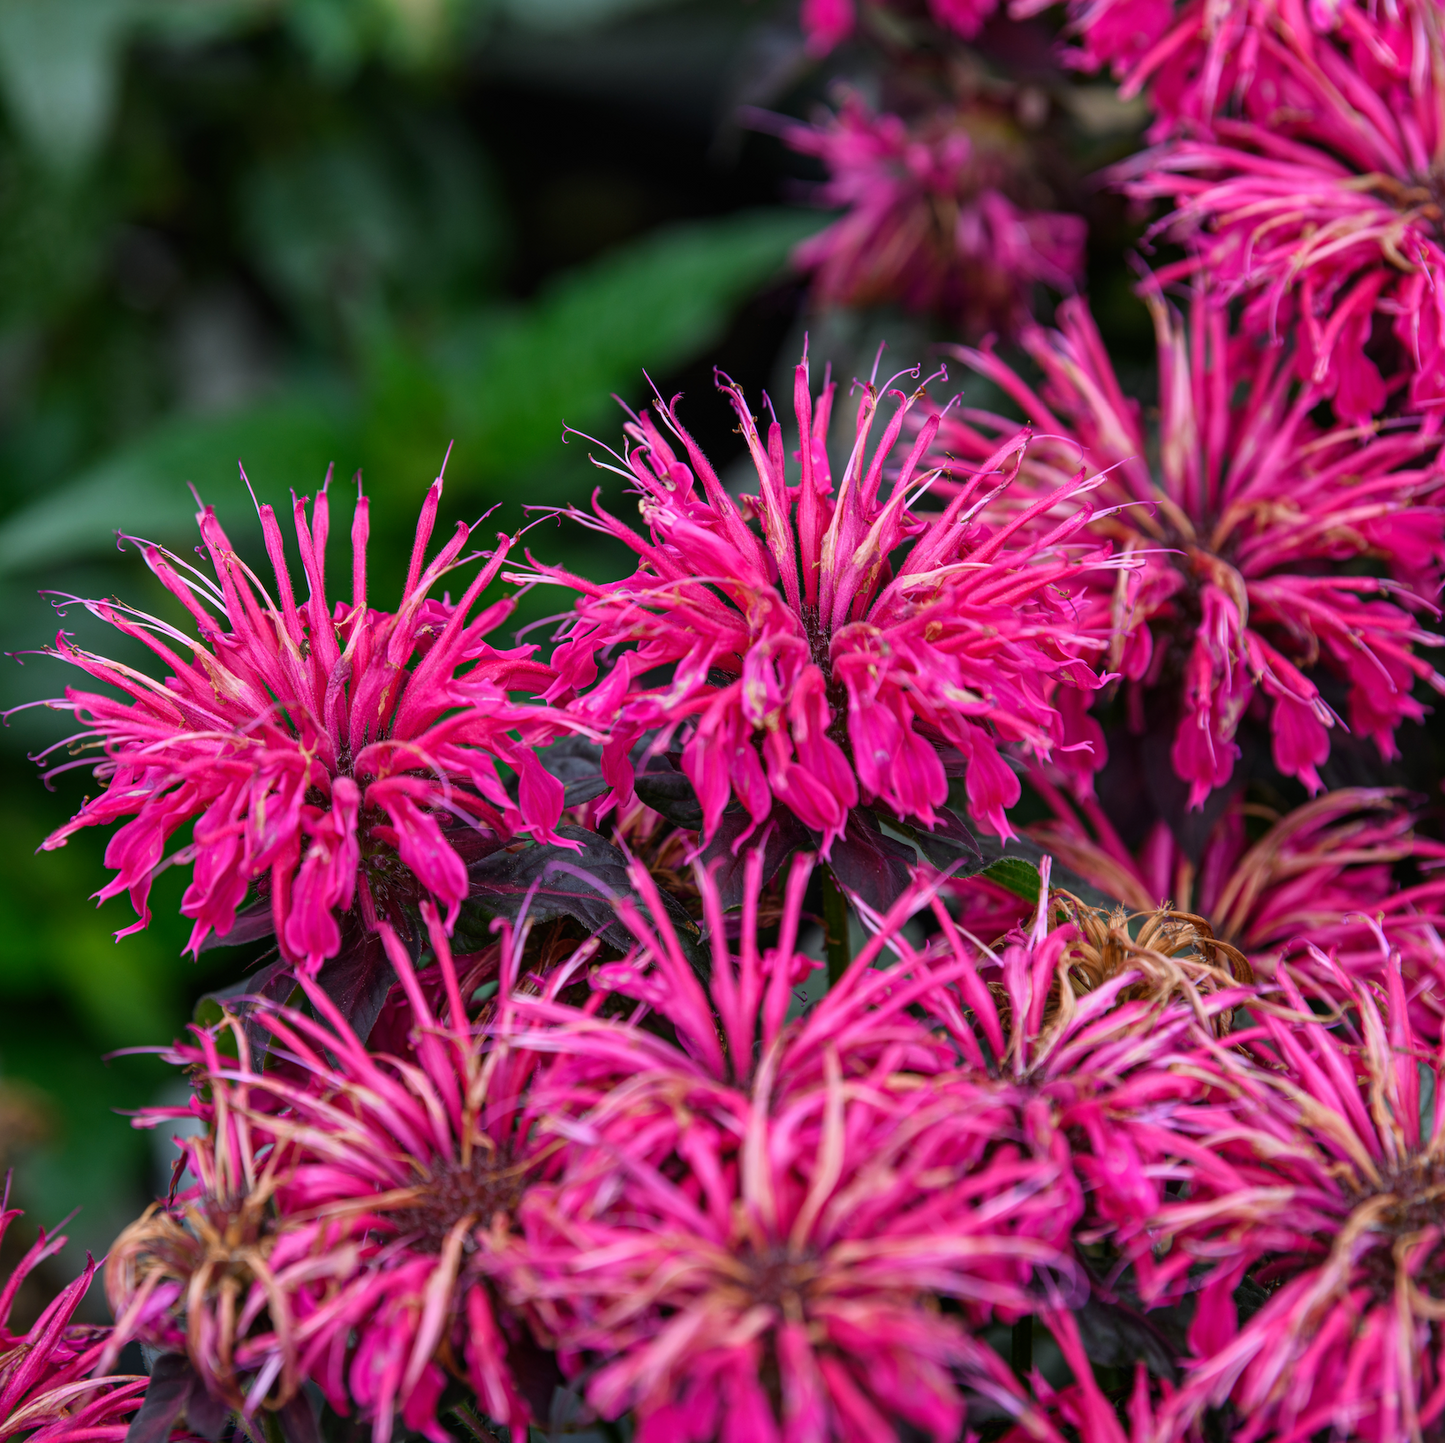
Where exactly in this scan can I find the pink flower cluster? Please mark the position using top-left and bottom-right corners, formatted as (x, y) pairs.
(102, 849), (1263, 1442)
(936, 286), (1445, 805)
(774, 92), (1087, 337)
(800, 0), (1002, 55)
(21, 0), (1445, 1432)
(1060, 0), (1445, 420)
(0, 1193), (156, 1443)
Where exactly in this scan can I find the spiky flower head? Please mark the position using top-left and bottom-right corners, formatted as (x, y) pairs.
(105, 906), (560, 1442)
(0, 1195), (152, 1443)
(491, 852), (1077, 1442)
(30, 473), (569, 974)
(775, 92), (1087, 336)
(954, 785), (1445, 1023)
(1087, 0), (1445, 419)
(1141, 940), (1445, 1441)
(936, 287), (1445, 807)
(536, 350), (1109, 853)
(800, 0), (1002, 55)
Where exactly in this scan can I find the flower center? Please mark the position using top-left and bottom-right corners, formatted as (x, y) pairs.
(743, 1247), (820, 1317)
(1356, 1159), (1445, 1306)
(386, 1146), (527, 1252)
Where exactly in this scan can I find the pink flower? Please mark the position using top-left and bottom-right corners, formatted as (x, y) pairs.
(1141, 939), (1445, 1441)
(798, 0), (1000, 54)
(0, 1195), (151, 1443)
(107, 906), (557, 1442)
(775, 92), (1086, 336)
(955, 782), (1445, 1016)
(491, 852), (1075, 1441)
(937, 286), (1445, 807)
(1101, 0), (1445, 419)
(533, 349), (1109, 853)
(800, 0), (856, 55)
(30, 473), (569, 972)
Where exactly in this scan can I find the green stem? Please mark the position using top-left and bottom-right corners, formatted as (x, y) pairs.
(822, 867), (850, 988)
(1011, 1315), (1034, 1379)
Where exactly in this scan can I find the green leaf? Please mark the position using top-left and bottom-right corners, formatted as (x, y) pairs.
(981, 856), (1043, 904)
(0, 389), (355, 576)
(440, 209), (818, 487)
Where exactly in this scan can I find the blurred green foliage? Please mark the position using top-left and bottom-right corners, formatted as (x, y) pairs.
(0, 0), (812, 1284)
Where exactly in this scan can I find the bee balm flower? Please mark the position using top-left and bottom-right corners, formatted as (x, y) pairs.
(1, 1196), (151, 1443)
(536, 350), (1109, 852)
(937, 287), (1445, 806)
(776, 93), (1086, 337)
(30, 474), (567, 973)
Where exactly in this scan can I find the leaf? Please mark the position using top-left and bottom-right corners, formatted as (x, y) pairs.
(971, 830), (1122, 912)
(1073, 1293), (1180, 1383)
(699, 804), (813, 911)
(0, 0), (134, 173)
(277, 1392), (321, 1443)
(531, 735), (705, 829)
(874, 804), (985, 873)
(0, 390), (354, 577)
(463, 824), (702, 966)
(444, 210), (819, 488)
(531, 736), (609, 807)
(827, 809), (916, 914)
(313, 919), (409, 1043)
(183, 1379), (232, 1442)
(194, 954), (294, 1063)
(981, 857), (1042, 904)
(196, 898), (276, 952)
(124, 1355), (192, 1443)
(632, 751), (704, 831)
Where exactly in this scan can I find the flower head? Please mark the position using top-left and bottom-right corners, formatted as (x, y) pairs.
(491, 852), (1078, 1442)
(798, 0), (1002, 54)
(956, 784), (1445, 1012)
(0, 1195), (150, 1443)
(937, 286), (1445, 806)
(32, 473), (568, 973)
(535, 349), (1109, 852)
(1097, 0), (1445, 419)
(1144, 940), (1445, 1441)
(106, 906), (558, 1442)
(777, 93), (1086, 336)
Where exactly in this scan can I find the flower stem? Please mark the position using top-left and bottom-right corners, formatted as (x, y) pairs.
(1011, 1315), (1033, 1378)
(823, 868), (850, 988)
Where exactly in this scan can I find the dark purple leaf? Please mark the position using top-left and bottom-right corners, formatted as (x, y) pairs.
(872, 804), (985, 873)
(125, 1355), (192, 1443)
(504, 1327), (566, 1428)
(700, 803), (814, 911)
(194, 954), (294, 1065)
(826, 809), (916, 913)
(276, 1393), (321, 1443)
(632, 752), (704, 831)
(184, 1380), (232, 1442)
(313, 918), (412, 1044)
(465, 825), (702, 968)
(197, 899), (276, 951)
(531, 736), (609, 807)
